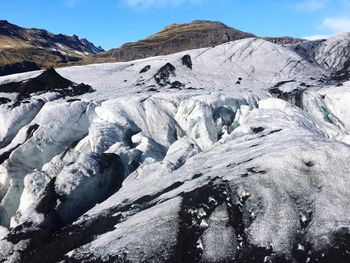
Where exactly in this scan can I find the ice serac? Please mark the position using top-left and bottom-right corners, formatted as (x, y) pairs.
(0, 34), (350, 262)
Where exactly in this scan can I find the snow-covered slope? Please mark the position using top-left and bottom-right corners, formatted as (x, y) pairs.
(0, 36), (350, 262)
(289, 33), (350, 82)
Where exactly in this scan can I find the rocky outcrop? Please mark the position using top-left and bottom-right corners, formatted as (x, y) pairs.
(0, 61), (40, 76)
(0, 67), (94, 103)
(263, 36), (305, 45)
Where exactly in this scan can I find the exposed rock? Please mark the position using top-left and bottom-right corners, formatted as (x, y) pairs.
(0, 61), (40, 76)
(139, 65), (151, 74)
(0, 97), (11, 105)
(263, 36), (305, 45)
(0, 67), (94, 100)
(154, 63), (176, 86)
(182, 54), (193, 70)
(269, 87), (305, 109)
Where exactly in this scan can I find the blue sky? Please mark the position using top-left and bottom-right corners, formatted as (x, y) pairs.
(1, 0), (350, 50)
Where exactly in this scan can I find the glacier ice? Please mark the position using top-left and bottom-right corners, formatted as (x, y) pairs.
(0, 35), (350, 262)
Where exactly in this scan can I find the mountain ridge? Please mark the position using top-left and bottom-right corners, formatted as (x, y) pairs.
(83, 20), (305, 64)
(0, 20), (307, 76)
(0, 20), (104, 76)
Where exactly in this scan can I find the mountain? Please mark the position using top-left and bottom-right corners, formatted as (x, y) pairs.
(0, 20), (104, 76)
(84, 20), (256, 64)
(0, 20), (305, 76)
(1, 33), (350, 262)
(84, 20), (304, 65)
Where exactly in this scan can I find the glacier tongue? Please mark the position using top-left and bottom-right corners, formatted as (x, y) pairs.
(0, 36), (350, 262)
(0, 89), (260, 229)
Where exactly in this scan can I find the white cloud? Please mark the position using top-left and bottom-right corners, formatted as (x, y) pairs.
(306, 17), (350, 39)
(303, 34), (330, 40)
(321, 17), (350, 32)
(295, 0), (328, 12)
(123, 0), (201, 8)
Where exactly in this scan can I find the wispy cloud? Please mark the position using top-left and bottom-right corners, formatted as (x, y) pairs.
(303, 34), (330, 40)
(295, 0), (328, 12)
(122, 0), (202, 9)
(320, 17), (350, 32)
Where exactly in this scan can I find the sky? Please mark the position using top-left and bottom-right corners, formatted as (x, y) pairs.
(1, 0), (350, 50)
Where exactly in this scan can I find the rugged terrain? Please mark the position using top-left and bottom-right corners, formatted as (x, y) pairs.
(85, 20), (255, 64)
(85, 20), (304, 64)
(0, 20), (103, 76)
(0, 20), (305, 76)
(0, 32), (350, 262)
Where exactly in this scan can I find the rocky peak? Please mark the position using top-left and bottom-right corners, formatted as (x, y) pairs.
(71, 34), (79, 40)
(0, 20), (22, 36)
(160, 20), (232, 32)
(0, 20), (15, 27)
(90, 20), (255, 63)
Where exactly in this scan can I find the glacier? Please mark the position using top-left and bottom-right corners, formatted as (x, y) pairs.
(0, 35), (350, 262)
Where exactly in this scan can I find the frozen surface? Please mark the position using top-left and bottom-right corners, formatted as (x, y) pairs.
(0, 36), (350, 262)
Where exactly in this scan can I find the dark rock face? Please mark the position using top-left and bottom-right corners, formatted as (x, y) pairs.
(0, 68), (94, 100)
(0, 97), (11, 105)
(330, 60), (350, 82)
(0, 61), (40, 76)
(175, 182), (231, 263)
(251, 127), (265, 133)
(3, 213), (123, 263)
(269, 86), (304, 109)
(139, 65), (151, 74)
(263, 36), (305, 45)
(169, 81), (185, 90)
(154, 63), (176, 87)
(182, 54), (193, 70)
